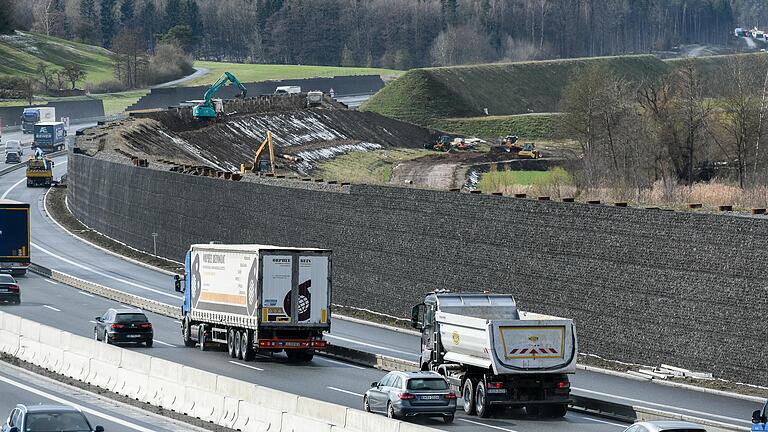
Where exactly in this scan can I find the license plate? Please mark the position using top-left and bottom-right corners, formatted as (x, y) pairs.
(0, 289), (7, 293)
(487, 389), (507, 394)
(126, 334), (142, 338)
(285, 342), (302, 347)
(420, 395), (441, 400)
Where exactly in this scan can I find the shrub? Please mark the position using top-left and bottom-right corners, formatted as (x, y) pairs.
(86, 80), (128, 94)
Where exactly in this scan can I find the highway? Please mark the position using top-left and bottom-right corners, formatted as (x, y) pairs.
(0, 356), (205, 431)
(0, 145), (761, 431)
(1, 121), (98, 170)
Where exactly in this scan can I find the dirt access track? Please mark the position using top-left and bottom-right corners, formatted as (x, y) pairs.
(76, 94), (441, 176)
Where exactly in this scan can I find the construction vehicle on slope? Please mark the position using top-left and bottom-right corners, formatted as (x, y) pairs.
(193, 72), (248, 119)
(517, 143), (542, 159)
(490, 135), (522, 154)
(241, 131), (277, 175)
(26, 148), (54, 187)
(425, 135), (453, 152)
(411, 292), (577, 419)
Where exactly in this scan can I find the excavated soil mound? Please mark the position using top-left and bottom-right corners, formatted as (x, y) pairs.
(76, 96), (441, 175)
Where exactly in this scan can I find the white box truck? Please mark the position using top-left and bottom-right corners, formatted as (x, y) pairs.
(175, 244), (331, 362)
(411, 292), (577, 418)
(274, 86), (302, 95)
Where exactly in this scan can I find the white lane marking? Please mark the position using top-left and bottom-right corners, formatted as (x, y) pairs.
(30, 242), (180, 300)
(89, 320), (97, 324)
(228, 361), (264, 371)
(459, 418), (519, 431)
(327, 386), (363, 397)
(0, 373), (156, 432)
(79, 291), (94, 297)
(43, 305), (61, 312)
(323, 334), (416, 357)
(44, 279), (58, 285)
(1, 177), (25, 199)
(573, 387), (751, 425)
(174, 320), (181, 324)
(571, 413), (626, 428)
(316, 356), (365, 370)
(153, 339), (177, 347)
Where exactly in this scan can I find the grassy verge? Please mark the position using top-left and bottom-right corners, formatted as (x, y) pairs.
(0, 31), (114, 83)
(314, 149), (431, 184)
(430, 113), (562, 140)
(188, 61), (403, 86)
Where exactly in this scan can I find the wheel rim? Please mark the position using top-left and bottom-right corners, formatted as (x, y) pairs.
(228, 330), (235, 357)
(475, 385), (485, 414)
(234, 331), (242, 359)
(387, 404), (393, 418)
(240, 331), (248, 359)
(94, 330), (98, 341)
(363, 396), (369, 412)
(463, 382), (473, 412)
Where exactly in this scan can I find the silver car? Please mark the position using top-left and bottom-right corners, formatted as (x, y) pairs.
(363, 371), (457, 423)
(622, 420), (707, 432)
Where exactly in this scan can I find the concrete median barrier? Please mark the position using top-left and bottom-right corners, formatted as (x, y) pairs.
(115, 367), (149, 400)
(86, 358), (119, 392)
(232, 401), (281, 432)
(281, 412), (333, 432)
(0, 329), (20, 356)
(61, 351), (90, 381)
(221, 396), (239, 429)
(344, 408), (400, 432)
(16, 337), (43, 365)
(185, 387), (226, 423)
(297, 396), (347, 427)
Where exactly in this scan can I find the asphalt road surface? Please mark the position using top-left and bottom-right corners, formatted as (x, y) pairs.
(0, 150), (761, 431)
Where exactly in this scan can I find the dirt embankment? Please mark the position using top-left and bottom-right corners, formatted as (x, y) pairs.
(76, 96), (441, 175)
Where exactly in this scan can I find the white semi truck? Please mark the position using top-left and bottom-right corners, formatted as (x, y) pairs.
(411, 292), (577, 418)
(175, 244), (331, 362)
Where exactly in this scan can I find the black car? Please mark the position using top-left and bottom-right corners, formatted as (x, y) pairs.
(94, 307), (153, 347)
(0, 275), (20, 304)
(4, 152), (20, 164)
(2, 404), (103, 432)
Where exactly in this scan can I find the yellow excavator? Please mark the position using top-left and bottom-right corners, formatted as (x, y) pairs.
(241, 131), (276, 175)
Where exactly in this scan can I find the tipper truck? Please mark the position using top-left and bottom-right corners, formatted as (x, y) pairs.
(175, 244), (331, 362)
(21, 107), (55, 134)
(0, 200), (30, 275)
(411, 292), (577, 418)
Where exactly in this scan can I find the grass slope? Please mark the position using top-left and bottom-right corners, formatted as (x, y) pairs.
(362, 55), (669, 124)
(187, 61), (402, 86)
(0, 31), (114, 83)
(430, 113), (563, 140)
(314, 149), (430, 184)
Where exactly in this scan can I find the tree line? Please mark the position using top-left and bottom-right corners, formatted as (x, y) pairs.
(560, 55), (768, 195)
(4, 0), (768, 69)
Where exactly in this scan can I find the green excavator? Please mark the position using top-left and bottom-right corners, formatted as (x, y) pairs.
(192, 72), (248, 119)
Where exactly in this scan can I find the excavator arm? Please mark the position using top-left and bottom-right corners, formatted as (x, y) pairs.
(193, 71), (248, 119)
(240, 131), (276, 175)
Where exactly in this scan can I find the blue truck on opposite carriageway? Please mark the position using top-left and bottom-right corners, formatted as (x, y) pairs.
(0, 200), (30, 275)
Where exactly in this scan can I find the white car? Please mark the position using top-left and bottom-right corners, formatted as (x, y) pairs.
(4, 140), (22, 156)
(622, 420), (706, 432)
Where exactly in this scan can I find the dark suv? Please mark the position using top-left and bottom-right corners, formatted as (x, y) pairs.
(94, 308), (154, 347)
(2, 404), (103, 432)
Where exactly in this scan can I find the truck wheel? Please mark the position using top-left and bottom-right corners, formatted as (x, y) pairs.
(543, 404), (567, 418)
(182, 318), (195, 347)
(475, 382), (492, 418)
(241, 329), (254, 361)
(462, 379), (476, 415)
(227, 329), (236, 358)
(234, 330), (243, 359)
(198, 326), (208, 351)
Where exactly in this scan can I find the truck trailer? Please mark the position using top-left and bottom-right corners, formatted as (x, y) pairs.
(0, 200), (30, 275)
(33, 122), (67, 152)
(21, 107), (56, 134)
(411, 292), (577, 418)
(175, 244), (331, 362)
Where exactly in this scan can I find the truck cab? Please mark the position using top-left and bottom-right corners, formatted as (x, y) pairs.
(754, 400), (768, 431)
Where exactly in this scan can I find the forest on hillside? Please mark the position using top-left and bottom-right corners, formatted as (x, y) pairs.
(4, 0), (768, 69)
